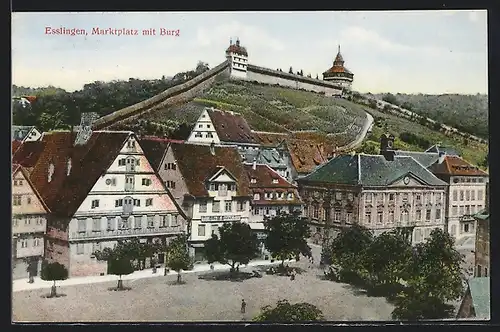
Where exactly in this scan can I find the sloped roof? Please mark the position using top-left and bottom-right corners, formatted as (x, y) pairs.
(29, 131), (131, 217)
(207, 109), (259, 144)
(429, 156), (488, 177)
(170, 143), (251, 197)
(300, 154), (448, 187)
(244, 164), (295, 189)
(253, 131), (288, 147)
(11, 126), (35, 141)
(287, 138), (328, 174)
(12, 140), (46, 168)
(241, 148), (288, 169)
(426, 144), (460, 157)
(394, 151), (440, 168)
(225, 43), (248, 56)
(139, 138), (172, 171)
(12, 163), (50, 213)
(12, 140), (22, 155)
(468, 277), (490, 319)
(473, 209), (489, 220)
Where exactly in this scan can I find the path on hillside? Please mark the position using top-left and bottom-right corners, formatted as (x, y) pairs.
(340, 111), (374, 151)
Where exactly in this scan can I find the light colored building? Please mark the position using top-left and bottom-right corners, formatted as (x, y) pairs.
(225, 37), (249, 79)
(11, 126), (42, 143)
(297, 136), (448, 245)
(12, 164), (49, 279)
(428, 155), (488, 246)
(322, 45), (354, 90)
(141, 140), (253, 262)
(473, 209), (489, 278)
(29, 128), (187, 277)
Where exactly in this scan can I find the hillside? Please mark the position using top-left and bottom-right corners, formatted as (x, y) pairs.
(368, 93), (488, 139)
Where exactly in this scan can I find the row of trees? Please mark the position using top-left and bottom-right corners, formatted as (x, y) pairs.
(322, 225), (465, 320)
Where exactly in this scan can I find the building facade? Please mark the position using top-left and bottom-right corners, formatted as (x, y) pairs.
(240, 146), (295, 183)
(12, 126), (42, 143)
(474, 209), (489, 278)
(297, 138), (448, 245)
(141, 141), (253, 261)
(226, 38), (249, 79)
(12, 164), (49, 279)
(29, 129), (187, 277)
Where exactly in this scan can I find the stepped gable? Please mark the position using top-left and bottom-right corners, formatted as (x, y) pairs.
(253, 131), (289, 147)
(140, 137), (182, 171)
(207, 108), (259, 144)
(286, 138), (328, 174)
(12, 140), (46, 171)
(429, 155), (488, 177)
(170, 143), (251, 198)
(301, 154), (448, 187)
(29, 131), (131, 218)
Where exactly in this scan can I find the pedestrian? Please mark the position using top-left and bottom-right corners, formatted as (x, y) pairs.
(241, 299), (247, 314)
(210, 264), (214, 271)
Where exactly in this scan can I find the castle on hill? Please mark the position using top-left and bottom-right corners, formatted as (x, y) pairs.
(224, 38), (354, 96)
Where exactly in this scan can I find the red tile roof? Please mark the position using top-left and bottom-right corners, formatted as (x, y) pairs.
(12, 140), (46, 169)
(225, 44), (248, 56)
(12, 140), (22, 155)
(12, 163), (20, 175)
(170, 143), (251, 197)
(253, 131), (289, 147)
(29, 131), (131, 217)
(286, 138), (328, 174)
(430, 156), (488, 177)
(139, 138), (173, 171)
(208, 109), (259, 144)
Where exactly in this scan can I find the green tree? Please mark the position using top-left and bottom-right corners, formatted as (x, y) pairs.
(93, 240), (139, 290)
(40, 260), (68, 298)
(165, 234), (193, 283)
(253, 299), (325, 322)
(382, 93), (399, 106)
(263, 210), (312, 267)
(204, 221), (259, 277)
(107, 257), (135, 290)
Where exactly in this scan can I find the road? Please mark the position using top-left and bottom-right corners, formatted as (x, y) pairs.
(340, 111), (374, 151)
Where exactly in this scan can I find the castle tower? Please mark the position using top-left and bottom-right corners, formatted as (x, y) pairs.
(225, 37), (248, 79)
(322, 45), (354, 90)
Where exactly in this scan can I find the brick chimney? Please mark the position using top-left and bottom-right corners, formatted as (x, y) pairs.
(380, 134), (395, 161)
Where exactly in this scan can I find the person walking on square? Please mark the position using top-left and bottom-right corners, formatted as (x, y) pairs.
(241, 299), (247, 314)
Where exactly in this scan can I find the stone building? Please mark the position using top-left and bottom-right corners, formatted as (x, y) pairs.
(297, 135), (448, 245)
(473, 208), (489, 277)
(29, 127), (187, 277)
(322, 45), (354, 90)
(12, 164), (49, 279)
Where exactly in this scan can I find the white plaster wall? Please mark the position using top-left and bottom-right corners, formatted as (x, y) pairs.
(187, 109), (221, 144)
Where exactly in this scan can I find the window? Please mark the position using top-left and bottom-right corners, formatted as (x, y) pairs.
(389, 193), (395, 201)
(277, 192), (283, 199)
(334, 210), (341, 221)
(464, 223), (470, 233)
(478, 190), (484, 201)
(313, 205), (319, 219)
(435, 209), (441, 220)
(346, 212), (352, 223)
(26, 196), (32, 204)
(365, 212), (372, 224)
(146, 198), (153, 206)
(76, 243), (84, 255)
(415, 194), (422, 202)
(25, 218), (31, 225)
(198, 224), (206, 237)
(471, 205), (476, 214)
(107, 218), (115, 230)
(426, 209), (432, 221)
(272, 178), (279, 184)
(465, 205), (470, 215)
(225, 201), (232, 212)
(119, 159), (126, 166)
(147, 216), (154, 228)
(91, 200), (99, 209)
(78, 219), (86, 232)
(230, 184), (236, 191)
(171, 215), (178, 227)
(287, 192), (294, 200)
(135, 218), (142, 228)
(401, 210), (409, 222)
(402, 193), (409, 202)
(253, 193), (260, 200)
(452, 190), (458, 201)
(160, 216), (168, 227)
(199, 201), (208, 213)
(347, 193), (354, 201)
(250, 178), (257, 184)
(198, 124), (203, 128)
(13, 195), (21, 206)
(127, 140), (135, 148)
(92, 218), (100, 231)
(471, 190), (476, 201)
(460, 190), (464, 201)
(36, 217), (43, 225)
(195, 132), (202, 138)
(459, 206), (464, 215)
(365, 194), (373, 203)
(21, 239), (28, 248)
(219, 184), (228, 196)
(452, 205), (458, 216)
(416, 209), (422, 221)
(237, 201), (245, 211)
(377, 212), (383, 223)
(206, 133), (213, 138)
(388, 211), (394, 223)
(485, 267), (488, 277)
(34, 238), (40, 247)
(142, 178), (152, 186)
(212, 201), (220, 212)
(164, 163), (177, 170)
(335, 192), (342, 200)
(115, 199), (123, 207)
(92, 242), (101, 254)
(165, 181), (176, 189)
(133, 199), (141, 207)
(265, 207), (271, 215)
(465, 190), (470, 201)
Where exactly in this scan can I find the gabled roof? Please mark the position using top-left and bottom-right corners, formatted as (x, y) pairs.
(169, 143), (251, 197)
(394, 150), (440, 168)
(139, 138), (173, 171)
(12, 140), (46, 168)
(300, 154), (448, 187)
(12, 140), (22, 155)
(12, 163), (50, 213)
(241, 148), (288, 169)
(244, 164), (295, 189)
(207, 109), (259, 145)
(429, 156), (488, 177)
(29, 131), (131, 217)
(468, 277), (490, 319)
(425, 144), (460, 157)
(287, 138), (328, 174)
(473, 209), (489, 221)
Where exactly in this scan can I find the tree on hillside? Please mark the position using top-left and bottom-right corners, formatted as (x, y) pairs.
(165, 234), (193, 284)
(289, 67), (293, 74)
(382, 93), (400, 106)
(263, 210), (312, 268)
(196, 61), (210, 74)
(316, 74), (319, 79)
(204, 222), (259, 277)
(253, 299), (325, 322)
(392, 228), (465, 320)
(40, 260), (68, 298)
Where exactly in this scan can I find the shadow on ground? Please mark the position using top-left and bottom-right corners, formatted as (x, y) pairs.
(198, 271), (261, 282)
(41, 293), (67, 299)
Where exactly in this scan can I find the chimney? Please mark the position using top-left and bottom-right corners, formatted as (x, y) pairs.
(438, 151), (446, 164)
(236, 38), (240, 47)
(210, 141), (215, 156)
(252, 158), (257, 170)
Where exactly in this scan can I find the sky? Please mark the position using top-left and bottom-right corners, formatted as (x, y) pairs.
(12, 10), (488, 94)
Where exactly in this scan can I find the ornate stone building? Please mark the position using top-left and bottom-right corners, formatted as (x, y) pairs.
(322, 45), (354, 90)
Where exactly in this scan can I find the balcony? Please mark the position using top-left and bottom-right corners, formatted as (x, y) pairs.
(71, 226), (183, 241)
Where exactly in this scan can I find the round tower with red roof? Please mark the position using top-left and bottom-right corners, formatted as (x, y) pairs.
(322, 45), (354, 89)
(225, 37), (249, 79)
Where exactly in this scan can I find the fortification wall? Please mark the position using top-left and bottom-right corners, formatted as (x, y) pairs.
(244, 65), (343, 97)
(93, 61), (230, 130)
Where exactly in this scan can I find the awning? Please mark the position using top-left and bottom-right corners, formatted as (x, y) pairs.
(249, 223), (265, 230)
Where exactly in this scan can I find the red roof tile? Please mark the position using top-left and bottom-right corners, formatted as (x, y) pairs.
(29, 131), (131, 217)
(253, 131), (289, 147)
(430, 156), (488, 177)
(244, 164), (295, 189)
(225, 44), (248, 56)
(12, 140), (46, 169)
(286, 138), (328, 174)
(12, 140), (22, 155)
(139, 138), (173, 171)
(208, 109), (259, 144)
(171, 143), (251, 197)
